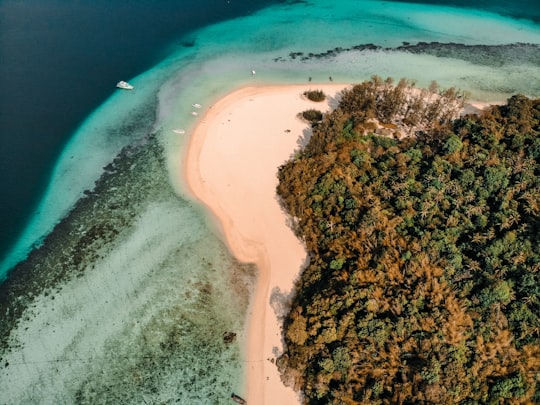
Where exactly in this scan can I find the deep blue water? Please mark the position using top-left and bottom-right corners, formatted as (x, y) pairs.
(0, 0), (280, 264)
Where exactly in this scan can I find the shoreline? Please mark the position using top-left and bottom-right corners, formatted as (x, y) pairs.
(183, 84), (348, 404)
(182, 83), (500, 404)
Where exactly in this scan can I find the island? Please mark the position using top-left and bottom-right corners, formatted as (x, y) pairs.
(184, 77), (540, 404)
(277, 77), (540, 404)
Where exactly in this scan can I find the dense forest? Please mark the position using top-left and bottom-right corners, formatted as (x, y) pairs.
(276, 77), (540, 404)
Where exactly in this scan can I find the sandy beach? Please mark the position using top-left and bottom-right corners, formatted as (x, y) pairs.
(184, 84), (347, 404)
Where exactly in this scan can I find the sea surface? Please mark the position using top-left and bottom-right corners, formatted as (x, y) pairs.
(0, 0), (539, 402)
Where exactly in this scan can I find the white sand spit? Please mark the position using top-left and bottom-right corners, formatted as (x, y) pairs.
(184, 84), (348, 404)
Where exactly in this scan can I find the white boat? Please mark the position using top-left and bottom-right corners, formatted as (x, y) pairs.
(191, 111), (198, 116)
(192, 103), (202, 108)
(173, 129), (186, 134)
(116, 81), (134, 90)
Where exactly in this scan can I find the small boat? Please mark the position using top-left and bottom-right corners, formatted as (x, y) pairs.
(116, 80), (134, 90)
(251, 70), (256, 75)
(173, 129), (185, 134)
(231, 393), (246, 404)
(191, 111), (198, 116)
(192, 103), (202, 108)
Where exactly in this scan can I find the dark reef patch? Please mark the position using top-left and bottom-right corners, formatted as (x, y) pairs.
(275, 41), (540, 67)
(0, 133), (169, 359)
(396, 41), (540, 67)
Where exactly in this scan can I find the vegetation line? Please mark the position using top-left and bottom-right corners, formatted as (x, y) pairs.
(277, 76), (540, 404)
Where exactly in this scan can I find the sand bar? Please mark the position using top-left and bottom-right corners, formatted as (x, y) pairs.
(184, 84), (347, 404)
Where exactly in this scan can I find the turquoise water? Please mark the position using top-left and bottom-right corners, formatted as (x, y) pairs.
(3, 0), (539, 277)
(0, 0), (280, 259)
(0, 0), (539, 402)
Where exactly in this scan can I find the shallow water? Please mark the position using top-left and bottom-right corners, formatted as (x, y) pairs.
(0, 0), (539, 402)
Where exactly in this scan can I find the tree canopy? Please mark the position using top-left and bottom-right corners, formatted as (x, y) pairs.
(277, 77), (540, 404)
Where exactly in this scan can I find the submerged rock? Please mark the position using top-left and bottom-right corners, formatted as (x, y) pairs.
(223, 331), (237, 344)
